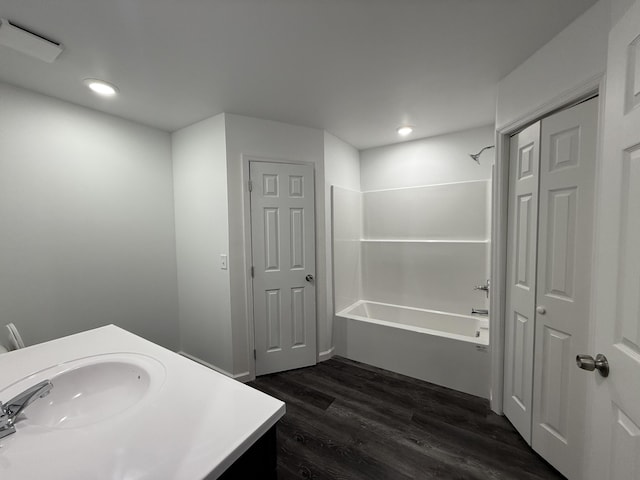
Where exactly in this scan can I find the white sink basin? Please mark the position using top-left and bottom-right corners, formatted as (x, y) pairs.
(0, 353), (165, 430)
(0, 326), (287, 480)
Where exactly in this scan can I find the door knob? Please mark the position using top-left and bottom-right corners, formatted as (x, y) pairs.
(536, 306), (546, 315)
(576, 353), (609, 377)
(305, 274), (314, 282)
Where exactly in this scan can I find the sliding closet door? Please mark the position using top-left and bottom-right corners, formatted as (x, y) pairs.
(531, 97), (598, 478)
(503, 122), (540, 442)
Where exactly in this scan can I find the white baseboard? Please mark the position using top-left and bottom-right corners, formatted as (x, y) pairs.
(233, 371), (253, 383)
(178, 351), (251, 381)
(318, 346), (335, 362)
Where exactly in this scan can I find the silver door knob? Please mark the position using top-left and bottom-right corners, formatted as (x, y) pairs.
(536, 306), (546, 315)
(305, 274), (314, 282)
(576, 353), (609, 377)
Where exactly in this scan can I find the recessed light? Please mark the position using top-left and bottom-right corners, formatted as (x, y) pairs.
(84, 79), (118, 96)
(397, 126), (413, 136)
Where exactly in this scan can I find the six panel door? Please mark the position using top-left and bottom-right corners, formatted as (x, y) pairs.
(250, 161), (317, 376)
(532, 97), (598, 478)
(503, 122), (540, 442)
(586, 2), (640, 478)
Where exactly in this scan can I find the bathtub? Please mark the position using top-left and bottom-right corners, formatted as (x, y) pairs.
(334, 300), (490, 398)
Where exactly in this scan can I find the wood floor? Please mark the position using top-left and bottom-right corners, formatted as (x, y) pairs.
(248, 356), (564, 480)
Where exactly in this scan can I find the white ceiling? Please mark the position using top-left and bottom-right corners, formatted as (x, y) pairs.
(0, 0), (597, 149)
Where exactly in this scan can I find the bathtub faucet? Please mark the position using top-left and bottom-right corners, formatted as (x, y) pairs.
(471, 308), (489, 316)
(0, 380), (53, 439)
(474, 279), (490, 298)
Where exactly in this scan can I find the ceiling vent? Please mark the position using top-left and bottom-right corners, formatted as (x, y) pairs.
(0, 18), (63, 63)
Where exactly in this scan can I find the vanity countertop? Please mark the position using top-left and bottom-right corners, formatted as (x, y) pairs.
(0, 325), (285, 479)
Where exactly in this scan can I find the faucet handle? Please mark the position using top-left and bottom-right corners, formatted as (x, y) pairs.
(0, 401), (14, 431)
(4, 380), (53, 418)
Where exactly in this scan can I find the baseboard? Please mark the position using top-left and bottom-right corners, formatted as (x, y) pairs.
(318, 346), (335, 362)
(178, 351), (250, 381)
(233, 371), (253, 383)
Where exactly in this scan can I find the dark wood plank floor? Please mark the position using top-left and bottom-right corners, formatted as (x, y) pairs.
(248, 356), (564, 480)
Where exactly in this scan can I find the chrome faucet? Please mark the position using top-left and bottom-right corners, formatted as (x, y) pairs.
(0, 380), (53, 439)
(471, 308), (489, 316)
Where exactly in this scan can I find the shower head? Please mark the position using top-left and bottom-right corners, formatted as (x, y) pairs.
(470, 145), (495, 164)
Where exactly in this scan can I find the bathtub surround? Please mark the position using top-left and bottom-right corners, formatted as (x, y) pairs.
(361, 181), (490, 315)
(333, 181), (492, 397)
(362, 240), (489, 316)
(358, 125), (494, 315)
(331, 187), (362, 314)
(323, 133), (361, 358)
(332, 125), (494, 396)
(363, 181), (489, 240)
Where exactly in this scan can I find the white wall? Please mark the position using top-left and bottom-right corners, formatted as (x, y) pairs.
(360, 125), (494, 191)
(172, 113), (233, 373)
(611, 0), (634, 23)
(225, 114), (325, 377)
(0, 82), (179, 349)
(495, 0), (610, 130)
(323, 132), (360, 354)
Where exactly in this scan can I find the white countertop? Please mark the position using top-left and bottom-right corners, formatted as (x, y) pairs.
(0, 325), (285, 479)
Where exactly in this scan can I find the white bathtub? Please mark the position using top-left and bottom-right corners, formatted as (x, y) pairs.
(334, 300), (490, 398)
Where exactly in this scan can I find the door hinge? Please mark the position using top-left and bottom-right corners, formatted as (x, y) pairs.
(251, 266), (254, 278)
(248, 180), (253, 192)
(253, 349), (257, 360)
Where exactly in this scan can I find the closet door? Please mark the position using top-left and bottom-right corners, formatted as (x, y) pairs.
(503, 122), (540, 442)
(531, 97), (598, 478)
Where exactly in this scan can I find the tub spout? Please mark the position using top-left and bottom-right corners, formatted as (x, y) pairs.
(471, 308), (489, 316)
(474, 280), (490, 298)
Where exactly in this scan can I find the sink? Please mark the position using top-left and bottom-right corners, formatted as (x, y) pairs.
(0, 353), (165, 430)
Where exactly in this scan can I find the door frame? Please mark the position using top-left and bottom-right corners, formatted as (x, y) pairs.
(490, 74), (604, 415)
(242, 155), (318, 380)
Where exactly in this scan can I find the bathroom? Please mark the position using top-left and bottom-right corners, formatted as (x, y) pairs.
(0, 0), (638, 478)
(0, 89), (492, 391)
(0, 79), (500, 476)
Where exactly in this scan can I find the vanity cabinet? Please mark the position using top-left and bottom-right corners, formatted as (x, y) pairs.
(218, 426), (277, 479)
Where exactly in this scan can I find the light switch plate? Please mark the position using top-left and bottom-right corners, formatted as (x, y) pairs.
(220, 254), (228, 270)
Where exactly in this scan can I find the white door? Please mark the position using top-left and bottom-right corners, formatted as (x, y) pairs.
(250, 161), (317, 376)
(585, 2), (640, 479)
(532, 97), (598, 478)
(503, 98), (598, 477)
(503, 122), (541, 442)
